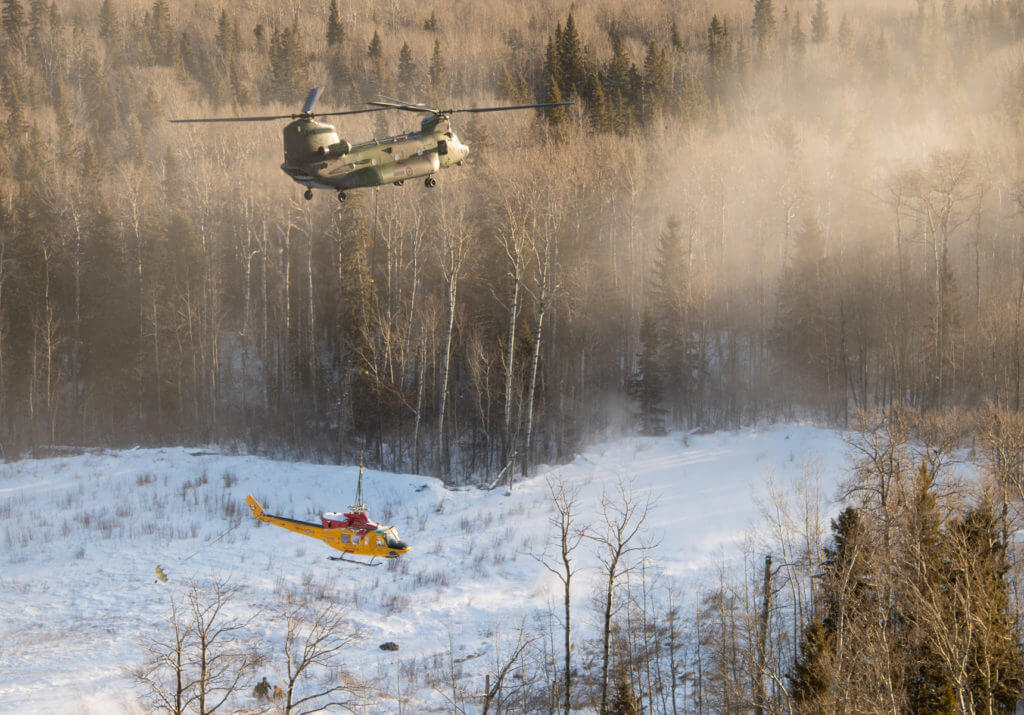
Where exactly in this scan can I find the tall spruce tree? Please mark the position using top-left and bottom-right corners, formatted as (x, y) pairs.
(752, 0), (777, 58)
(326, 0), (344, 46)
(396, 42), (417, 97)
(812, 0), (830, 43)
(629, 310), (667, 435)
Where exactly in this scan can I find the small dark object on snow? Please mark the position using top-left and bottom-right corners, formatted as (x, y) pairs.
(189, 451), (219, 456)
(379, 641), (400, 651)
(253, 676), (272, 700)
(415, 484), (428, 492)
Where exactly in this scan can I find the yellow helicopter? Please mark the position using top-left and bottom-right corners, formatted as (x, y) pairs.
(245, 459), (409, 565)
(171, 87), (571, 201)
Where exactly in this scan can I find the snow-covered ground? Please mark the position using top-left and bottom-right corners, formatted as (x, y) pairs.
(0, 425), (851, 713)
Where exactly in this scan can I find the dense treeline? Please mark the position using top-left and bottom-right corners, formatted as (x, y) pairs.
(0, 0), (1023, 480)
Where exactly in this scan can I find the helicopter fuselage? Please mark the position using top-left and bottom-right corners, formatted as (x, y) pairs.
(281, 114), (468, 194)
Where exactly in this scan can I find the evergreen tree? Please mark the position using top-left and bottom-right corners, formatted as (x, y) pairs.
(367, 28), (382, 58)
(771, 216), (832, 402)
(641, 40), (671, 121)
(557, 11), (586, 100)
(670, 18), (683, 50)
(326, 0), (344, 46)
(588, 72), (612, 133)
(148, 0), (174, 66)
(2, 0), (24, 46)
(707, 16), (732, 101)
(603, 32), (631, 101)
(791, 12), (807, 58)
(608, 660), (640, 714)
(629, 310), (667, 436)
(423, 10), (439, 33)
(653, 217), (697, 424)
(396, 42), (417, 97)
(428, 38), (447, 103)
(542, 71), (568, 130)
(752, 0), (777, 58)
(791, 507), (870, 706)
(812, 0), (830, 43)
(948, 504), (1024, 710)
(837, 15), (852, 51)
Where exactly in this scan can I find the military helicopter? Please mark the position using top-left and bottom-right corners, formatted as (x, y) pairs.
(245, 457), (410, 566)
(170, 87), (571, 201)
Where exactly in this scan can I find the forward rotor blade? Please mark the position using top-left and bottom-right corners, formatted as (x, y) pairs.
(315, 107), (392, 118)
(367, 100), (435, 114)
(169, 114), (295, 123)
(302, 86), (325, 114)
(169, 107), (388, 123)
(449, 101), (574, 114)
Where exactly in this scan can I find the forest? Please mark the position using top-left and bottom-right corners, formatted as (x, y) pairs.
(0, 0), (1022, 480)
(2, 0), (1024, 711)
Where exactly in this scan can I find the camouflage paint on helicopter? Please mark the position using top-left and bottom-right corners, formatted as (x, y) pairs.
(171, 87), (569, 201)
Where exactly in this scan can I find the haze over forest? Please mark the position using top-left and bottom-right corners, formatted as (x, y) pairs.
(0, 0), (1022, 475)
(4, 1), (1024, 712)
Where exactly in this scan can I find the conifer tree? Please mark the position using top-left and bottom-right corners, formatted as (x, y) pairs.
(707, 16), (732, 101)
(396, 42), (417, 97)
(542, 72), (568, 130)
(752, 0), (777, 58)
(629, 310), (667, 436)
(603, 32), (631, 101)
(771, 215), (832, 402)
(641, 40), (670, 121)
(428, 38), (447, 103)
(148, 0), (174, 66)
(326, 0), (344, 46)
(588, 72), (612, 133)
(423, 10), (438, 33)
(2, 0), (24, 47)
(791, 12), (807, 58)
(557, 11), (586, 100)
(812, 0), (830, 43)
(837, 15), (852, 51)
(670, 19), (683, 50)
(653, 217), (697, 424)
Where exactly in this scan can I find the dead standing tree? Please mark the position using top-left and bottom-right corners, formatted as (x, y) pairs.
(531, 476), (586, 713)
(277, 593), (365, 714)
(134, 594), (197, 715)
(186, 577), (262, 714)
(589, 479), (655, 714)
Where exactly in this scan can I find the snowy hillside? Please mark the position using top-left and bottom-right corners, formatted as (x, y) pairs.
(0, 425), (851, 713)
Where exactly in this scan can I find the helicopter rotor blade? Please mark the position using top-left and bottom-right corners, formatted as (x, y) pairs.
(315, 107), (392, 118)
(301, 86), (325, 114)
(367, 100), (436, 114)
(169, 114), (296, 123)
(375, 95), (436, 111)
(448, 101), (574, 114)
(169, 107), (389, 123)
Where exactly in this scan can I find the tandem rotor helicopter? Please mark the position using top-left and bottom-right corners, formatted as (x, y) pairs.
(170, 86), (571, 201)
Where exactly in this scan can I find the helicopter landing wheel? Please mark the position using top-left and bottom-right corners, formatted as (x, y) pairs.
(303, 188), (313, 201)
(424, 176), (437, 188)
(393, 180), (405, 186)
(337, 190), (346, 202)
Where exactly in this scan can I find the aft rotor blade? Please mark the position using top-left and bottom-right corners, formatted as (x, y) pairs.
(169, 114), (295, 123)
(367, 100), (435, 114)
(449, 101), (574, 114)
(375, 95), (437, 111)
(302, 86), (325, 114)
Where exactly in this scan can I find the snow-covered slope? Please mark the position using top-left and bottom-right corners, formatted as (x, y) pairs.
(0, 425), (850, 713)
